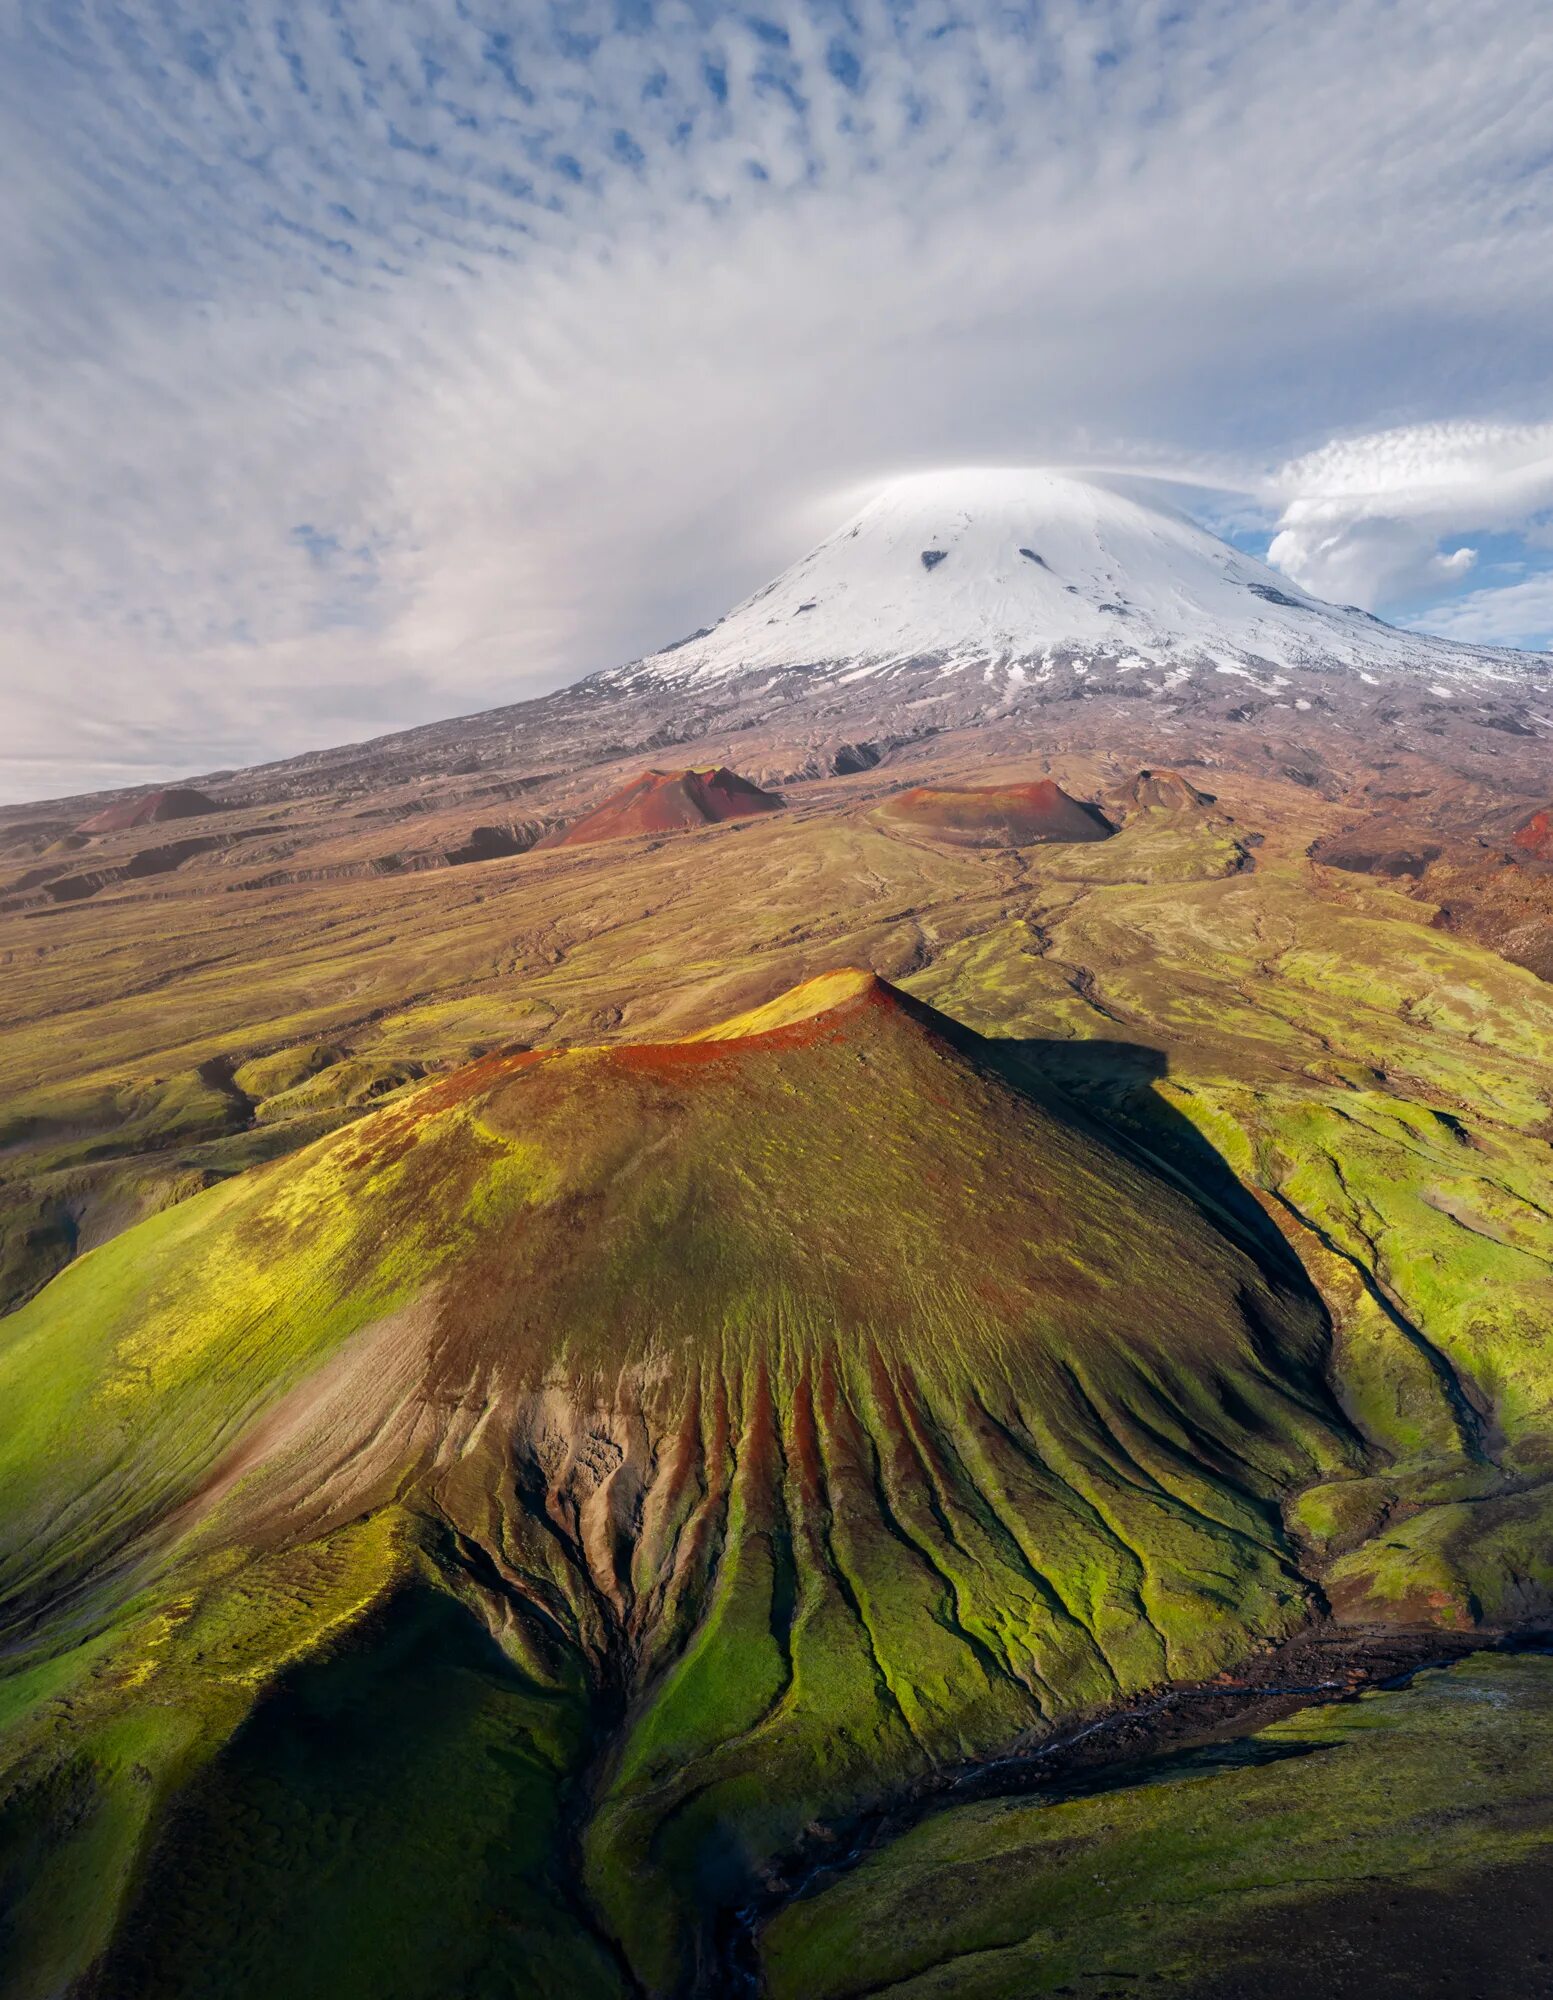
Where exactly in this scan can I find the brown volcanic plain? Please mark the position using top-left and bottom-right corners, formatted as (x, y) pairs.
(1, 697), (1553, 1997)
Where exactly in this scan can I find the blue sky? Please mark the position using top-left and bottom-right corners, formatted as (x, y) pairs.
(2, 0), (1551, 798)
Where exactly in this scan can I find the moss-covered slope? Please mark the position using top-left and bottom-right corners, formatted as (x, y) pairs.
(760, 1649), (1553, 2000)
(0, 970), (1357, 1995)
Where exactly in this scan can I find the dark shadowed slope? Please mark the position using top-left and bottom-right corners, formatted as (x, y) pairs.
(0, 970), (1361, 1995)
(761, 1650), (1553, 2000)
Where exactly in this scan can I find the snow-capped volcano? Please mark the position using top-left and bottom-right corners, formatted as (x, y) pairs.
(616, 468), (1542, 697)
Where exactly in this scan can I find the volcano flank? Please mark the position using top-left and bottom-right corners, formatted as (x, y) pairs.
(76, 787), (222, 833)
(879, 778), (1115, 846)
(0, 968), (1359, 1997)
(539, 765), (783, 848)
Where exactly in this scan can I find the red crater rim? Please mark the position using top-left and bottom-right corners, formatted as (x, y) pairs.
(539, 766), (784, 849)
(881, 777), (1115, 846)
(76, 787), (222, 834)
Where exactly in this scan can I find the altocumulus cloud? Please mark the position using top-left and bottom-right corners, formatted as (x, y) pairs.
(1, 0), (1551, 798)
(1264, 423), (1553, 617)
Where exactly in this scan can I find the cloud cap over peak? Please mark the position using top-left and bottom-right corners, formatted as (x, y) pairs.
(2, 0), (1552, 798)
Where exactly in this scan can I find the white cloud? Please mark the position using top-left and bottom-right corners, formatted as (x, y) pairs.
(1265, 422), (1553, 608)
(1404, 572), (1553, 651)
(2, 2), (1553, 798)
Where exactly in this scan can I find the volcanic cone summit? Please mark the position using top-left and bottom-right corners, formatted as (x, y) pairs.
(0, 968), (1358, 1990)
(614, 466), (1539, 699)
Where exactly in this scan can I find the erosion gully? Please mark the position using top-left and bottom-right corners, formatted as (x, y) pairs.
(705, 1624), (1553, 1997)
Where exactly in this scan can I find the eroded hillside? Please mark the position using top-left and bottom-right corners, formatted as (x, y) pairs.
(0, 743), (1551, 1996)
(0, 970), (1370, 1993)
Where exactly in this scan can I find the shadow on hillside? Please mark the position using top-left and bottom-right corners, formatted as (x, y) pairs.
(988, 1035), (1309, 1293)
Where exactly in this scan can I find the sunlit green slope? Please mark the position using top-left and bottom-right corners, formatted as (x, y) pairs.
(0, 970), (1358, 1995)
(908, 843), (1553, 1628)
